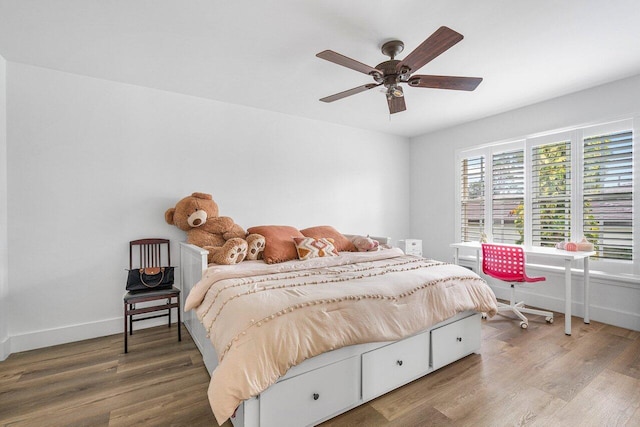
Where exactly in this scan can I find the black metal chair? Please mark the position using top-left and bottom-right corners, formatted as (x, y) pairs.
(124, 238), (181, 353)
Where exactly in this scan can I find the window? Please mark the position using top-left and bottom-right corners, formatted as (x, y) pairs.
(492, 149), (524, 244)
(460, 155), (485, 242)
(583, 130), (633, 260)
(456, 118), (637, 275)
(531, 140), (572, 247)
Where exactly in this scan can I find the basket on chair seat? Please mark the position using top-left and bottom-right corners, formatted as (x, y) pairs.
(481, 243), (553, 329)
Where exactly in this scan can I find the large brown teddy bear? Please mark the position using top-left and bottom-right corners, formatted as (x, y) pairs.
(165, 192), (265, 265)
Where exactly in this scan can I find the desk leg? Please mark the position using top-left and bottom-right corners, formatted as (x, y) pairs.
(564, 259), (572, 335)
(583, 257), (590, 324)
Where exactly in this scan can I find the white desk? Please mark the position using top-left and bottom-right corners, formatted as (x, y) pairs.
(451, 242), (595, 335)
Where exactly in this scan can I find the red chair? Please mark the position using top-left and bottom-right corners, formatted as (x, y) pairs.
(481, 243), (553, 329)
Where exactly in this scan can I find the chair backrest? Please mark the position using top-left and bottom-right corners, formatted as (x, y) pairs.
(481, 243), (529, 282)
(130, 238), (171, 270)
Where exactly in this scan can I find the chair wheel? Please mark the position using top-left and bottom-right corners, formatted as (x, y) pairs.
(520, 322), (528, 329)
(546, 317), (554, 324)
(481, 313), (487, 319)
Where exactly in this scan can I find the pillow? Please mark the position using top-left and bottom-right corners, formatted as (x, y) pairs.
(300, 226), (356, 252)
(293, 237), (339, 260)
(246, 225), (305, 264)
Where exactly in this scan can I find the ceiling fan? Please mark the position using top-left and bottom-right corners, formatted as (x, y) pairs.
(316, 26), (482, 114)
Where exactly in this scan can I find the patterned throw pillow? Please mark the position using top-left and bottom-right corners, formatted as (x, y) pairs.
(293, 237), (339, 260)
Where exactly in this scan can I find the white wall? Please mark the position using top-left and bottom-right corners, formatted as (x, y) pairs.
(410, 74), (640, 331)
(5, 62), (410, 354)
(0, 54), (8, 360)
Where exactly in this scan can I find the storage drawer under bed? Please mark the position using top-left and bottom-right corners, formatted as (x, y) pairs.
(361, 330), (430, 400)
(430, 313), (481, 370)
(259, 355), (360, 427)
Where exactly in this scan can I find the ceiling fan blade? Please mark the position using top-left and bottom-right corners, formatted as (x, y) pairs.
(320, 83), (380, 103)
(397, 26), (464, 73)
(387, 93), (406, 114)
(407, 75), (483, 91)
(316, 50), (380, 75)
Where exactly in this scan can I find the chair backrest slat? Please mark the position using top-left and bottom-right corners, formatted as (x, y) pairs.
(129, 238), (171, 269)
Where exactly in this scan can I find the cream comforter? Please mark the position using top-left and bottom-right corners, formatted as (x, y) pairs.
(185, 248), (498, 424)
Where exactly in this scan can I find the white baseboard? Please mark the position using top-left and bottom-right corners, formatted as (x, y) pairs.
(5, 316), (177, 357)
(460, 257), (640, 332)
(491, 285), (640, 331)
(3, 282), (637, 360)
(1, 335), (9, 361)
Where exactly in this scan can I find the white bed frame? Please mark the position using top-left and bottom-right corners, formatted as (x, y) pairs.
(180, 241), (482, 427)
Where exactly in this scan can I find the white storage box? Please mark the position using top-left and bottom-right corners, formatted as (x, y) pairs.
(399, 239), (422, 256)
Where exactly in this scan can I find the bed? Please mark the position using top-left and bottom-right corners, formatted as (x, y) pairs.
(180, 234), (498, 427)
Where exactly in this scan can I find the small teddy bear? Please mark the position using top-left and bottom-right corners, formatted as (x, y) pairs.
(350, 235), (380, 252)
(165, 192), (265, 265)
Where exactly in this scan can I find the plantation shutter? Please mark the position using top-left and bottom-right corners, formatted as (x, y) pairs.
(460, 156), (485, 242)
(531, 141), (572, 247)
(492, 149), (524, 244)
(583, 130), (633, 260)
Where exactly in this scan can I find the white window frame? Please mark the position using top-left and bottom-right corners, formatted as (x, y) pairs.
(578, 119), (636, 273)
(456, 149), (486, 243)
(491, 147), (526, 244)
(525, 130), (576, 248)
(455, 117), (638, 277)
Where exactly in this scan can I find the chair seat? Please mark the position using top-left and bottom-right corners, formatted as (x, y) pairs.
(485, 273), (545, 283)
(124, 286), (180, 303)
(521, 274), (545, 283)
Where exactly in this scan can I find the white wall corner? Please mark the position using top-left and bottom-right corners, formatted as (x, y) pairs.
(0, 336), (10, 361)
(0, 53), (8, 360)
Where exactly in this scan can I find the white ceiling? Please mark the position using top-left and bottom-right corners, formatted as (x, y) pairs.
(1, 0), (640, 138)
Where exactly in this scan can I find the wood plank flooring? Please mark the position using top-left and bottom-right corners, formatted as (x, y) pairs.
(1, 312), (639, 426)
(0, 325), (217, 427)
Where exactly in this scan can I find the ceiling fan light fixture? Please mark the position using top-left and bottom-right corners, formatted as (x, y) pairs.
(388, 85), (404, 98)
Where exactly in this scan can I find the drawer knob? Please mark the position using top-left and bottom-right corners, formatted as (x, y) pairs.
(313, 393), (320, 401)
(396, 360), (403, 366)
(456, 337), (463, 342)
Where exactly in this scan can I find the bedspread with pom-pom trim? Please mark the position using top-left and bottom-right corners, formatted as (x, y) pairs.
(186, 248), (498, 424)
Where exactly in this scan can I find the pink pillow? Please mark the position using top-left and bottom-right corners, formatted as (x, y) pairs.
(247, 225), (305, 264)
(300, 226), (356, 252)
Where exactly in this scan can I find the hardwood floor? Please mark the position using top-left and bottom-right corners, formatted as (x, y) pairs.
(322, 314), (640, 427)
(0, 325), (218, 427)
(1, 313), (639, 426)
